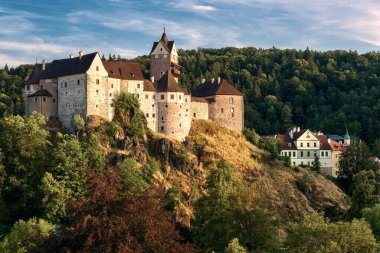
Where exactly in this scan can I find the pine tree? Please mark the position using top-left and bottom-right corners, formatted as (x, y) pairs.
(311, 155), (321, 173)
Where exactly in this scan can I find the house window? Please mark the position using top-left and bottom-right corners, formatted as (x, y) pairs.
(321, 152), (324, 157)
(145, 94), (149, 99)
(300, 143), (303, 147)
(77, 80), (80, 85)
(307, 143), (310, 147)
(137, 94), (140, 98)
(65, 82), (67, 88)
(27, 85), (30, 90)
(153, 95), (156, 99)
(300, 151), (303, 157)
(231, 113), (235, 117)
(42, 97), (46, 102)
(293, 162), (296, 165)
(307, 151), (310, 157)
(314, 143), (317, 147)
(170, 94), (174, 100)
(96, 79), (99, 85)
(185, 98), (188, 102)
(34, 98), (38, 102)
(179, 95), (182, 100)
(293, 152), (296, 157)
(137, 83), (141, 89)
(161, 94), (164, 100)
(229, 97), (234, 104)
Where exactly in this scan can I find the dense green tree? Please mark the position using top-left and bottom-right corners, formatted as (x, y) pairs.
(0, 218), (55, 253)
(284, 213), (379, 253)
(224, 238), (247, 253)
(311, 155), (321, 173)
(362, 204), (380, 240)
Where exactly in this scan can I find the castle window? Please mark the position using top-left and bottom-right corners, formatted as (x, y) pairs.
(137, 94), (140, 98)
(231, 107), (235, 113)
(96, 79), (100, 85)
(65, 82), (67, 88)
(231, 113), (235, 117)
(186, 109), (188, 112)
(96, 66), (99, 71)
(221, 108), (224, 113)
(77, 80), (80, 85)
(185, 98), (187, 102)
(301, 151), (303, 157)
(53, 99), (56, 103)
(78, 90), (80, 94)
(35, 98), (38, 102)
(179, 114), (181, 116)
(153, 95), (156, 99)
(152, 104), (154, 107)
(110, 93), (112, 97)
(179, 123), (181, 127)
(111, 83), (114, 88)
(179, 95), (182, 100)
(145, 94), (148, 99)
(160, 48), (162, 51)
(161, 126), (164, 131)
(96, 105), (98, 108)
(137, 83), (141, 89)
(27, 85), (30, 90)
(146, 113), (149, 118)
(193, 113), (196, 118)
(170, 94), (174, 100)
(111, 103), (114, 107)
(229, 97), (234, 104)
(96, 90), (99, 94)
(161, 116), (164, 120)
(161, 94), (164, 100)
(165, 105), (168, 108)
(152, 114), (155, 118)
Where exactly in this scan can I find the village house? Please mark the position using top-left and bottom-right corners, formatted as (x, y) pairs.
(24, 31), (244, 140)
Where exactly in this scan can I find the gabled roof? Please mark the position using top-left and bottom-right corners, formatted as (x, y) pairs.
(316, 135), (332, 150)
(150, 32), (175, 54)
(40, 52), (98, 79)
(329, 139), (345, 151)
(143, 79), (156, 92)
(25, 64), (43, 84)
(102, 61), (144, 80)
(191, 79), (243, 97)
(28, 89), (53, 97)
(157, 70), (187, 93)
(276, 133), (297, 150)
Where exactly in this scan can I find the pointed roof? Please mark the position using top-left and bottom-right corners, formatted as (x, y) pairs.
(191, 79), (243, 97)
(40, 52), (98, 79)
(156, 70), (187, 93)
(27, 89), (53, 97)
(25, 64), (43, 84)
(150, 32), (175, 54)
(102, 61), (144, 80)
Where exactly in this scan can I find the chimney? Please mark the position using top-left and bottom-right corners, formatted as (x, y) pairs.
(289, 130), (293, 139)
(297, 127), (300, 132)
(150, 76), (155, 83)
(211, 78), (215, 83)
(217, 77), (221, 84)
(42, 59), (46, 71)
(201, 78), (205, 83)
(69, 54), (74, 59)
(293, 126), (296, 133)
(328, 138), (331, 144)
(79, 50), (84, 59)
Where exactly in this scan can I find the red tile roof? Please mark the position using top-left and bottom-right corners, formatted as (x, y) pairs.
(191, 79), (243, 97)
(329, 139), (345, 151)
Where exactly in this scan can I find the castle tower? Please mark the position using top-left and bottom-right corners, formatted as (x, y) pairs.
(344, 128), (351, 146)
(150, 29), (181, 83)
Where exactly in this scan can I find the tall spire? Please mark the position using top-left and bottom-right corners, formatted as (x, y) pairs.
(160, 25), (168, 46)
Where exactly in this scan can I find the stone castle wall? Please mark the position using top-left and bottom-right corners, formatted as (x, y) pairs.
(191, 101), (209, 120)
(208, 95), (244, 132)
(150, 55), (171, 81)
(58, 73), (87, 129)
(141, 91), (158, 131)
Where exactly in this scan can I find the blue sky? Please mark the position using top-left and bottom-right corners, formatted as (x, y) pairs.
(1, 0), (380, 67)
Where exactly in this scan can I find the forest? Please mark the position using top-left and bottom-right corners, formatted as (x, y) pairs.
(1, 48), (380, 252)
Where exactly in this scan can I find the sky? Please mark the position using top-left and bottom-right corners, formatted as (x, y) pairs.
(1, 0), (380, 67)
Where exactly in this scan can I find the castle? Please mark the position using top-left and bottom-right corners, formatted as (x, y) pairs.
(24, 32), (244, 140)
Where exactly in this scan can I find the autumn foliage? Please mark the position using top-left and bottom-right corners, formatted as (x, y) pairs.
(42, 169), (195, 253)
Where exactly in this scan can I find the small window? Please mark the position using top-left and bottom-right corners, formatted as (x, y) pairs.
(137, 83), (141, 89)
(96, 66), (99, 71)
(165, 105), (168, 108)
(137, 94), (140, 98)
(314, 143), (317, 147)
(231, 113), (235, 117)
(307, 143), (310, 147)
(152, 114), (155, 118)
(110, 93), (112, 97)
(170, 94), (174, 100)
(186, 109), (188, 112)
(301, 151), (303, 157)
(160, 48), (162, 51)
(41, 85), (43, 89)
(145, 94), (148, 99)
(161, 116), (164, 120)
(77, 80), (80, 85)
(179, 123), (181, 127)
(153, 95), (156, 99)
(152, 104), (155, 107)
(185, 98), (188, 102)
(231, 107), (235, 113)
(307, 151), (310, 157)
(193, 113), (196, 118)
(60, 83), (63, 88)
(96, 90), (99, 94)
(53, 99), (56, 103)
(161, 94), (164, 100)
(27, 85), (30, 90)
(293, 152), (296, 156)
(179, 95), (182, 100)
(229, 97), (234, 104)
(146, 113), (149, 118)
(96, 104), (98, 108)
(293, 162), (296, 165)
(34, 98), (38, 102)
(221, 108), (224, 113)
(65, 82), (67, 88)
(96, 79), (99, 85)
(111, 103), (114, 107)
(300, 143), (303, 147)
(111, 83), (114, 88)
(161, 126), (164, 131)
(78, 90), (80, 94)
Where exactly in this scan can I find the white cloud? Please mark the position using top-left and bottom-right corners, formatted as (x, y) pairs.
(192, 5), (216, 11)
